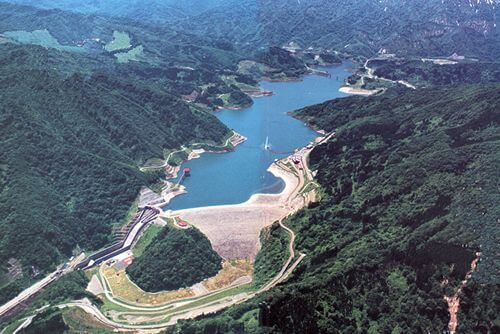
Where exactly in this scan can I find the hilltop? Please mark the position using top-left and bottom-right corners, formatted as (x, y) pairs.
(0, 1), (498, 332)
(172, 0), (500, 59)
(0, 2), (257, 109)
(127, 225), (223, 292)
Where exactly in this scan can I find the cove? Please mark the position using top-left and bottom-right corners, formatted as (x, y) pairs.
(165, 62), (353, 210)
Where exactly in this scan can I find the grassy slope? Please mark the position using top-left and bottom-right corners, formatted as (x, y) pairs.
(0, 1), (243, 69)
(0, 2), (249, 308)
(166, 84), (499, 333)
(253, 223), (290, 288)
(132, 224), (163, 257)
(5, 0), (499, 60)
(0, 2), (255, 109)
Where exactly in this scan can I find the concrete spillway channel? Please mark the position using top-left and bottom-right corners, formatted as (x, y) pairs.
(75, 206), (159, 270)
(0, 207), (159, 323)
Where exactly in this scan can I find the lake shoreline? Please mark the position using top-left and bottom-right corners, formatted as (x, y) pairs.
(161, 132), (325, 259)
(163, 62), (352, 210)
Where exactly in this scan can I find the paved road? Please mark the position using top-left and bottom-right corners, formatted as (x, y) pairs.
(55, 155), (309, 332)
(0, 255), (84, 320)
(140, 131), (245, 171)
(362, 58), (416, 89)
(2, 137), (317, 331)
(0, 272), (60, 319)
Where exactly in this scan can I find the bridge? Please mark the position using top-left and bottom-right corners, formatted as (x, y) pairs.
(175, 167), (191, 186)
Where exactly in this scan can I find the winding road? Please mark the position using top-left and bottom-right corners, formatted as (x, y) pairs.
(53, 149), (314, 332)
(140, 131), (245, 171)
(362, 58), (416, 89)
(2, 131), (326, 332)
(58, 216), (306, 333)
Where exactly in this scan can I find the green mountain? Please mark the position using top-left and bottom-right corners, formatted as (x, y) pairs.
(166, 84), (500, 333)
(4, 0), (233, 23)
(5, 0), (499, 60)
(0, 1), (498, 331)
(0, 2), (243, 68)
(0, 2), (258, 108)
(0, 43), (230, 302)
(127, 225), (222, 292)
(366, 59), (500, 88)
(174, 0), (500, 59)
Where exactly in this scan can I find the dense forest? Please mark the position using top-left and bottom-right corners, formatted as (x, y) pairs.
(253, 223), (290, 288)
(0, 2), (243, 69)
(5, 0), (499, 60)
(4, 0), (230, 23)
(257, 46), (308, 79)
(5, 272), (93, 333)
(0, 43), (231, 303)
(127, 225), (223, 292)
(165, 84), (500, 333)
(173, 0), (500, 59)
(19, 308), (68, 334)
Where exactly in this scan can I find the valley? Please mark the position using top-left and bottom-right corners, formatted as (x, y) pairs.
(0, 1), (498, 333)
(0, 61), (352, 332)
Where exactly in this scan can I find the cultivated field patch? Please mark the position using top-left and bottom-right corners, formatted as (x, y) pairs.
(105, 30), (131, 52)
(115, 45), (144, 63)
(1, 29), (81, 52)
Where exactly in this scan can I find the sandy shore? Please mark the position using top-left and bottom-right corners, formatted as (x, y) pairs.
(161, 144), (314, 259)
(170, 162), (297, 214)
(339, 86), (381, 96)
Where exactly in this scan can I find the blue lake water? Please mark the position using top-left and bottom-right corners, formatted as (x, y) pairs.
(165, 62), (352, 210)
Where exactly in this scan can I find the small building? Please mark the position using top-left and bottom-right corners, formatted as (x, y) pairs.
(183, 167), (191, 176)
(178, 220), (188, 227)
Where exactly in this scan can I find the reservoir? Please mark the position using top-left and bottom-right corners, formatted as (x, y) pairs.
(166, 62), (352, 210)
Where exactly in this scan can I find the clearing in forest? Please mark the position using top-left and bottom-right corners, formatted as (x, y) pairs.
(99, 259), (253, 306)
(105, 30), (132, 52)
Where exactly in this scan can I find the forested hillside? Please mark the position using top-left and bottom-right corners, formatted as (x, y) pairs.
(0, 1), (252, 313)
(0, 2), (257, 109)
(166, 85), (500, 333)
(0, 1), (242, 69)
(127, 225), (222, 292)
(4, 0), (234, 23)
(5, 0), (498, 60)
(0, 44), (230, 303)
(367, 59), (500, 88)
(174, 0), (500, 59)
(257, 46), (308, 79)
(0, 0), (498, 331)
